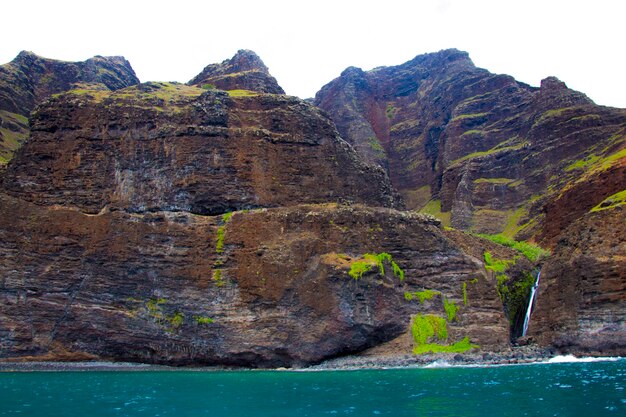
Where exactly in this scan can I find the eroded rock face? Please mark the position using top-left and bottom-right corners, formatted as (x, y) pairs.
(0, 57), (523, 366)
(2, 82), (399, 214)
(2, 48), (622, 364)
(530, 205), (626, 355)
(314, 49), (626, 240)
(0, 197), (511, 366)
(0, 51), (139, 165)
(188, 50), (285, 95)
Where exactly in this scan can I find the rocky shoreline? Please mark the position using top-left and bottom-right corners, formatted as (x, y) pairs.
(0, 345), (560, 372)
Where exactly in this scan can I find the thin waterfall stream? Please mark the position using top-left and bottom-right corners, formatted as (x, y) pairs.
(522, 269), (541, 337)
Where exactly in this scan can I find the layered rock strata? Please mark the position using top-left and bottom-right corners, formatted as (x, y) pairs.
(314, 49), (626, 243)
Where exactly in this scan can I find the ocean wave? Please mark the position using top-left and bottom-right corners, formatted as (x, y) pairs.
(423, 360), (453, 368)
(546, 355), (623, 364)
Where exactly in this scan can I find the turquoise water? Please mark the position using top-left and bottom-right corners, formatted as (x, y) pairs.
(1, 359), (624, 416)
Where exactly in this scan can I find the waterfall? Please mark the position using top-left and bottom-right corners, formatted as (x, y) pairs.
(522, 269), (541, 337)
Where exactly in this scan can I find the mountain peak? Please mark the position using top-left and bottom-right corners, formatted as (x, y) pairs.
(229, 49), (269, 72)
(188, 50), (285, 94)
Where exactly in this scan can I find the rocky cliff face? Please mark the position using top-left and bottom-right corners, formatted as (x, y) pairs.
(530, 202), (625, 355)
(0, 49), (622, 365)
(314, 50), (626, 243)
(0, 52), (528, 366)
(2, 82), (397, 214)
(315, 49), (625, 357)
(0, 197), (514, 366)
(0, 51), (139, 165)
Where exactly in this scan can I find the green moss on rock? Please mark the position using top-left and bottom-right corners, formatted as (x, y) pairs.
(348, 253), (405, 281)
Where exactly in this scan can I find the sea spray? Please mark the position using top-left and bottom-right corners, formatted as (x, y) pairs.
(522, 269), (541, 336)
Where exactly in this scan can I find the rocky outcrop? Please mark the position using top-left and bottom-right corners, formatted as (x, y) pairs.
(0, 51), (139, 165)
(314, 49), (626, 241)
(188, 50), (285, 95)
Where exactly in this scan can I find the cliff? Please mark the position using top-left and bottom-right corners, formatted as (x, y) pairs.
(0, 49), (623, 365)
(0, 51), (140, 166)
(314, 49), (626, 357)
(531, 198), (625, 355)
(314, 49), (626, 245)
(0, 51), (529, 366)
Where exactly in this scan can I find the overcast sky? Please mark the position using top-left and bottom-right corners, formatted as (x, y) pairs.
(1, 0), (624, 107)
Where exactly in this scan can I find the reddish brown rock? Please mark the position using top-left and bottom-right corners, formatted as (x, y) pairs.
(0, 59), (521, 366)
(314, 49), (626, 239)
(0, 196), (511, 366)
(530, 205), (626, 355)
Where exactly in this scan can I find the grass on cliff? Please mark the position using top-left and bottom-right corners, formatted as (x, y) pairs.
(483, 250), (537, 325)
(450, 112), (488, 122)
(411, 314), (478, 355)
(418, 199), (451, 227)
(450, 139), (527, 166)
(215, 212), (234, 255)
(590, 189), (626, 212)
(348, 253), (404, 281)
(477, 234), (550, 262)
(227, 89), (258, 97)
(404, 289), (440, 303)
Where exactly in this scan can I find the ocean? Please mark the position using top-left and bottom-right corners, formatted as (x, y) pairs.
(0, 357), (624, 416)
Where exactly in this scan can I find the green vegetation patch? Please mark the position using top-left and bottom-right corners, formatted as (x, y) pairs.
(590, 189), (626, 212)
(411, 314), (478, 355)
(473, 177), (515, 184)
(213, 269), (225, 287)
(348, 252), (404, 281)
(404, 289), (440, 303)
(413, 337), (479, 355)
(482, 250), (538, 324)
(483, 251), (514, 273)
(565, 154), (600, 171)
(167, 312), (184, 329)
(215, 212), (234, 255)
(411, 314), (448, 345)
(450, 140), (527, 165)
(443, 297), (459, 322)
(501, 207), (529, 238)
(533, 106), (580, 127)
(477, 234), (550, 262)
(460, 129), (484, 137)
(498, 271), (536, 325)
(368, 136), (386, 157)
(216, 227), (226, 254)
(227, 89), (258, 97)
(418, 199), (451, 227)
(142, 298), (186, 331)
(451, 112), (488, 122)
(194, 316), (214, 325)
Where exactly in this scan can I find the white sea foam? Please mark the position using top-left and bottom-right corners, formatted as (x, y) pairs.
(546, 355), (623, 364)
(423, 360), (453, 368)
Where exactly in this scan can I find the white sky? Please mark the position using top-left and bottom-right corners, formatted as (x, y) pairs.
(1, 0), (624, 107)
